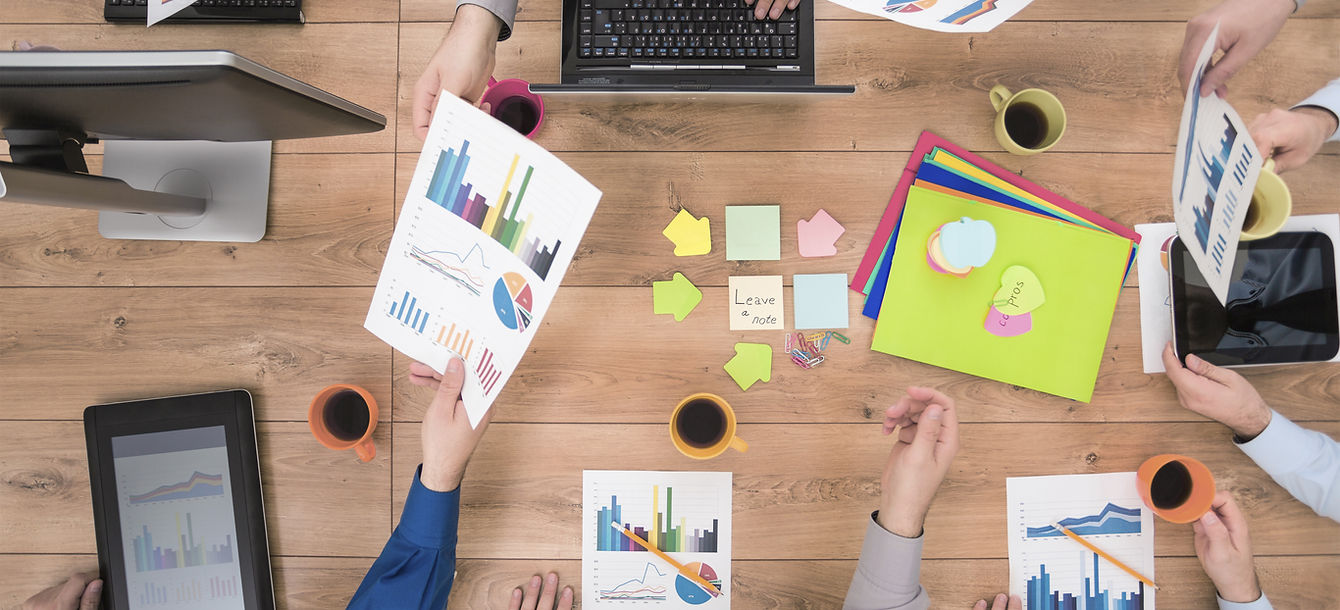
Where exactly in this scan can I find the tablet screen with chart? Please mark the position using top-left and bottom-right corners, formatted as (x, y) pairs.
(112, 426), (245, 610)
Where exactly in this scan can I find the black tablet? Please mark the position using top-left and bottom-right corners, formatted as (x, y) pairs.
(84, 390), (275, 610)
(1170, 231), (1339, 366)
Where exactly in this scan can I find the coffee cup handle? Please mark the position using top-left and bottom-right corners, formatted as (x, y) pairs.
(989, 85), (1012, 112)
(729, 436), (749, 454)
(487, 76), (498, 87)
(1262, 158), (1275, 174)
(355, 440), (376, 462)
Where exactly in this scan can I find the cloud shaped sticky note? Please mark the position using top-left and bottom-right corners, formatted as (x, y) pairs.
(992, 265), (1045, 316)
(938, 217), (996, 269)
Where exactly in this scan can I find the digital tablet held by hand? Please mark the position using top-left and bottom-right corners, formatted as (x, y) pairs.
(85, 390), (275, 610)
(1170, 232), (1339, 367)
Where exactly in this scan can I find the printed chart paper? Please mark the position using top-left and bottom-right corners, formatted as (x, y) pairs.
(1172, 22), (1262, 305)
(584, 471), (733, 609)
(365, 93), (602, 427)
(1137, 216), (1340, 373)
(1007, 473), (1155, 609)
(825, 0), (1035, 32)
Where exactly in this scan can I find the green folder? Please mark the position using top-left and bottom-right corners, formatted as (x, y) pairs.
(870, 186), (1131, 402)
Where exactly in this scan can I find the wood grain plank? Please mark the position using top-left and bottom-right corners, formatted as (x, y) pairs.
(397, 0), (1340, 24)
(391, 422), (1340, 561)
(396, 21), (1340, 153)
(2, 0), (398, 24)
(390, 150), (1340, 289)
(0, 154), (393, 287)
(1, 24), (397, 154)
(389, 287), (1340, 424)
(0, 421), (392, 556)
(0, 288), (392, 422)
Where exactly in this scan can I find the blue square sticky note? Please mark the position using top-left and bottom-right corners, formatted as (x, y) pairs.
(725, 205), (781, 260)
(793, 273), (850, 330)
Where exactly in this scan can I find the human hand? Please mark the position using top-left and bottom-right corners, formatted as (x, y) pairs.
(1249, 107), (1339, 173)
(413, 357), (492, 492)
(21, 572), (102, 610)
(876, 386), (960, 538)
(743, 0), (799, 20)
(1194, 491), (1262, 603)
(412, 4), (502, 140)
(1178, 0), (1295, 98)
(973, 594), (1022, 610)
(508, 572), (574, 610)
(1162, 343), (1272, 440)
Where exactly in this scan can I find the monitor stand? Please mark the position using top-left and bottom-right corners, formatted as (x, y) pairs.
(99, 140), (272, 242)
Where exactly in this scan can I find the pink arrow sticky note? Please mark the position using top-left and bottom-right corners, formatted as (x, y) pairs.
(797, 209), (845, 258)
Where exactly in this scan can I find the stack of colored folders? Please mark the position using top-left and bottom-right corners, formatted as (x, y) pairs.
(852, 131), (1141, 402)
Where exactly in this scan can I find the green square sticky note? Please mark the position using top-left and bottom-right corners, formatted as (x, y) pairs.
(725, 205), (781, 260)
(870, 186), (1131, 403)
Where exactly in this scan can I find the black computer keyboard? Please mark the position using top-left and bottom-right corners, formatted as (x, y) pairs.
(104, 0), (302, 23)
(578, 0), (800, 63)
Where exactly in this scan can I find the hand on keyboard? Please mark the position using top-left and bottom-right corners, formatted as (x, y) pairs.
(413, 4), (502, 140)
(745, 0), (798, 20)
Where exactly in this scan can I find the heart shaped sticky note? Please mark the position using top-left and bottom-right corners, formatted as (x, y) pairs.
(992, 265), (1045, 315)
(938, 217), (996, 269)
(984, 306), (1032, 337)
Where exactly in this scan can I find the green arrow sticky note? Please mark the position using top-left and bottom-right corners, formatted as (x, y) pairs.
(662, 209), (712, 256)
(653, 272), (703, 321)
(723, 342), (772, 391)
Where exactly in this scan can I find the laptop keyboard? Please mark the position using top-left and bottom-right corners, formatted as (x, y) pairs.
(578, 0), (800, 64)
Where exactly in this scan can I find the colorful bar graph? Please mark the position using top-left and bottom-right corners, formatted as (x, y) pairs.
(425, 140), (563, 280)
(388, 290), (430, 334)
(435, 323), (475, 360)
(594, 490), (719, 553)
(475, 348), (501, 395)
(131, 514), (234, 573)
(1026, 552), (1145, 610)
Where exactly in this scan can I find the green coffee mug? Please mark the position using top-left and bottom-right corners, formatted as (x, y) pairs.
(989, 85), (1067, 155)
(1241, 159), (1291, 241)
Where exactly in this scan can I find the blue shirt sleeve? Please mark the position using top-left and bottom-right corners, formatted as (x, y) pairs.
(1236, 410), (1340, 522)
(348, 465), (461, 610)
(1218, 592), (1274, 610)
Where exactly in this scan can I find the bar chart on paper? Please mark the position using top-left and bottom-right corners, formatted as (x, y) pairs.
(1007, 473), (1155, 610)
(584, 471), (732, 609)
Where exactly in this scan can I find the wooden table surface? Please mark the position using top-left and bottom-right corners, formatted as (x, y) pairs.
(2, 1), (1339, 607)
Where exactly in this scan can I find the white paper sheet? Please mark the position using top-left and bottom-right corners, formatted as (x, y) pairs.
(364, 93), (602, 427)
(147, 0), (197, 26)
(1172, 22), (1263, 305)
(824, 0), (1035, 33)
(1137, 215), (1340, 373)
(1007, 473), (1156, 609)
(583, 471), (733, 609)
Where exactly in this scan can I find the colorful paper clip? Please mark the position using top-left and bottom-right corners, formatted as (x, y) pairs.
(832, 332), (851, 344)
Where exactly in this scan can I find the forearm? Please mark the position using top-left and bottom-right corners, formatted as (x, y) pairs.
(348, 466), (462, 609)
(843, 512), (930, 610)
(1293, 78), (1340, 143)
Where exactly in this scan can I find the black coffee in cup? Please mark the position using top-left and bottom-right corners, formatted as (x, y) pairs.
(495, 96), (540, 135)
(323, 389), (371, 441)
(1004, 102), (1048, 149)
(1150, 460), (1193, 509)
(675, 399), (727, 448)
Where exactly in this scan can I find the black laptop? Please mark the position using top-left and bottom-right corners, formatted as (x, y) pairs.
(531, 0), (854, 94)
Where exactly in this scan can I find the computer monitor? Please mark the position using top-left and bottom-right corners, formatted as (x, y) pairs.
(0, 50), (386, 241)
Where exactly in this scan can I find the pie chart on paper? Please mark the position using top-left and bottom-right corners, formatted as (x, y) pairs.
(492, 271), (534, 332)
(674, 562), (723, 605)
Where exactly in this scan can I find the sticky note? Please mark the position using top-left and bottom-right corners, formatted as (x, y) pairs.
(653, 272), (703, 321)
(728, 275), (784, 330)
(724, 342), (772, 391)
(793, 273), (850, 329)
(985, 306), (1032, 337)
(938, 217), (996, 269)
(662, 209), (712, 256)
(797, 209), (845, 257)
(725, 205), (781, 260)
(992, 265), (1045, 315)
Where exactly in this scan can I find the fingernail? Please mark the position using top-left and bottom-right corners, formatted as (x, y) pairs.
(447, 358), (463, 373)
(927, 405), (943, 420)
(1201, 511), (1219, 525)
(90, 581), (103, 593)
(532, 575), (542, 586)
(997, 593), (1007, 602)
(548, 573), (557, 584)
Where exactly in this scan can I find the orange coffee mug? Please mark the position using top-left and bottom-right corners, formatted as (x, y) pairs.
(308, 384), (378, 462)
(670, 393), (748, 459)
(1137, 454), (1215, 523)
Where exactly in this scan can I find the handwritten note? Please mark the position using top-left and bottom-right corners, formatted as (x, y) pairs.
(729, 275), (784, 330)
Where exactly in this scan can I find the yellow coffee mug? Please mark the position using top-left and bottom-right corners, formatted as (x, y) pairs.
(989, 85), (1067, 155)
(670, 393), (749, 459)
(1241, 159), (1291, 241)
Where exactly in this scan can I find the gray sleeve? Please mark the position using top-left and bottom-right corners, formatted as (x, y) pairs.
(1218, 592), (1274, 610)
(456, 0), (517, 40)
(843, 512), (931, 610)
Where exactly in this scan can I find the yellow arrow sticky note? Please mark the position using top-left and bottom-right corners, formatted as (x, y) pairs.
(662, 209), (712, 256)
(723, 342), (772, 391)
(652, 272), (703, 321)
